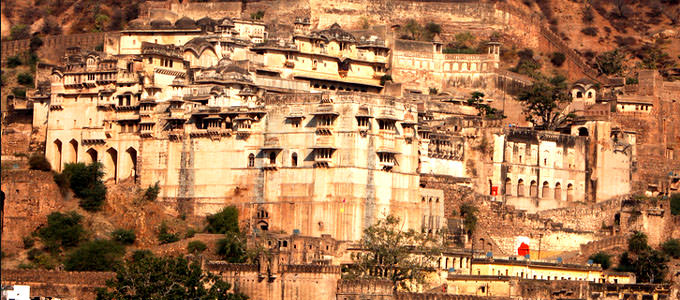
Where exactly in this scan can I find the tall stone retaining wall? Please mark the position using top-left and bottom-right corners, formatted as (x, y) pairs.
(1, 32), (114, 63)
(1, 269), (113, 300)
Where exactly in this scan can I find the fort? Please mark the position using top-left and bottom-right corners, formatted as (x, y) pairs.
(1, 0), (680, 299)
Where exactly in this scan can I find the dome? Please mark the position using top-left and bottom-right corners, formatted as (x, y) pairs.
(196, 17), (216, 27)
(127, 18), (146, 29)
(174, 17), (196, 29)
(150, 19), (172, 29)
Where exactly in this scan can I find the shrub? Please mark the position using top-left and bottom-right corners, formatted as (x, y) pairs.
(41, 16), (62, 35)
(661, 239), (680, 259)
(32, 252), (57, 269)
(671, 193), (680, 216)
(27, 248), (42, 261)
(29, 153), (51, 171)
(511, 49), (542, 78)
(37, 211), (85, 252)
(205, 206), (240, 234)
(142, 182), (160, 202)
(550, 52), (566, 67)
(18, 263), (34, 269)
(23, 236), (35, 249)
(589, 251), (612, 269)
(626, 77), (639, 85)
(582, 6), (594, 23)
(64, 239), (125, 271)
(379, 74), (392, 86)
(157, 222), (180, 245)
(595, 50), (624, 76)
(187, 241), (208, 254)
(29, 36), (43, 52)
(17, 72), (33, 86)
(12, 87), (26, 98)
(10, 24), (30, 40)
(250, 10), (265, 20)
(217, 234), (247, 263)
(185, 228), (197, 239)
(61, 162), (107, 211)
(6, 55), (22, 68)
(429, 87), (438, 95)
(111, 228), (136, 245)
(581, 27), (598, 36)
(131, 249), (154, 262)
(53, 172), (70, 196)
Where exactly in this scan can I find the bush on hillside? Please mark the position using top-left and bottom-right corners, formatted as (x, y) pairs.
(37, 211), (86, 252)
(64, 239), (125, 271)
(550, 52), (566, 67)
(111, 228), (136, 245)
(12, 87), (26, 98)
(589, 251), (612, 269)
(6, 56), (22, 68)
(29, 154), (51, 171)
(187, 241), (208, 254)
(17, 72), (34, 86)
(61, 162), (107, 211)
(157, 222), (180, 245)
(23, 236), (35, 249)
(581, 27), (599, 36)
(141, 182), (160, 202)
(205, 206), (240, 234)
(217, 234), (247, 263)
(661, 239), (680, 259)
(671, 193), (680, 216)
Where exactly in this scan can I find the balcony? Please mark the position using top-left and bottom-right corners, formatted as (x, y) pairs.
(81, 127), (107, 144)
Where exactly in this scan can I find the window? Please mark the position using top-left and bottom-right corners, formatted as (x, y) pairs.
(291, 153), (298, 167)
(248, 153), (255, 167)
(269, 152), (276, 164)
(148, 57), (152, 64)
(291, 119), (300, 128)
(357, 117), (370, 128)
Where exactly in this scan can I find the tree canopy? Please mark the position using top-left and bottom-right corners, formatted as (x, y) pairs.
(346, 215), (442, 291)
(516, 75), (572, 130)
(97, 255), (248, 300)
(65, 239), (125, 271)
(205, 206), (240, 234)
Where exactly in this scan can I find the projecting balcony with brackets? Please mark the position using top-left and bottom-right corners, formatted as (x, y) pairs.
(234, 116), (254, 137)
(377, 150), (399, 171)
(312, 107), (338, 135)
(312, 147), (335, 168)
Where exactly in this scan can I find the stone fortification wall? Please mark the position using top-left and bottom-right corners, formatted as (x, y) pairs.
(1, 32), (113, 63)
(536, 197), (622, 232)
(0, 269), (113, 300)
(1, 170), (64, 253)
(579, 234), (629, 257)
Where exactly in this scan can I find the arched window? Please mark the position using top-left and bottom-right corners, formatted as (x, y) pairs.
(567, 183), (574, 201)
(517, 179), (525, 197)
(530, 180), (538, 198)
(578, 127), (589, 137)
(576, 91), (583, 98)
(542, 181), (550, 199)
(269, 152), (276, 164)
(248, 153), (255, 167)
(554, 183), (562, 201)
(291, 153), (298, 167)
(504, 178), (512, 196)
(587, 91), (593, 98)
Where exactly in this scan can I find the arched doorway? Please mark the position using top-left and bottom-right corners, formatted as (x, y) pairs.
(104, 148), (118, 182)
(542, 181), (550, 199)
(125, 147), (137, 181)
(504, 178), (512, 196)
(567, 183), (574, 201)
(53, 139), (63, 172)
(554, 183), (562, 201)
(530, 180), (538, 198)
(517, 179), (525, 197)
(578, 127), (589, 137)
(85, 148), (98, 164)
(68, 139), (78, 163)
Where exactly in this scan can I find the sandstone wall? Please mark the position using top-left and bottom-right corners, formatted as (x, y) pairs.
(1, 32), (112, 63)
(0, 269), (113, 300)
(1, 170), (64, 253)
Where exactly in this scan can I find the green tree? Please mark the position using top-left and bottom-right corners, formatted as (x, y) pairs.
(346, 215), (442, 291)
(61, 162), (107, 211)
(97, 255), (248, 300)
(65, 239), (125, 271)
(141, 182), (160, 202)
(187, 241), (208, 254)
(205, 206), (240, 234)
(37, 211), (86, 252)
(661, 239), (680, 259)
(6, 56), (22, 68)
(459, 203), (478, 234)
(466, 92), (504, 119)
(628, 232), (651, 254)
(111, 228), (136, 245)
(28, 153), (51, 171)
(589, 251), (612, 270)
(94, 14), (111, 32)
(217, 234), (247, 263)
(423, 22), (441, 41)
(516, 75), (572, 130)
(29, 36), (43, 53)
(403, 19), (422, 40)
(595, 50), (625, 76)
(511, 49), (542, 78)
(671, 193), (680, 216)
(12, 87), (27, 98)
(250, 10), (265, 20)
